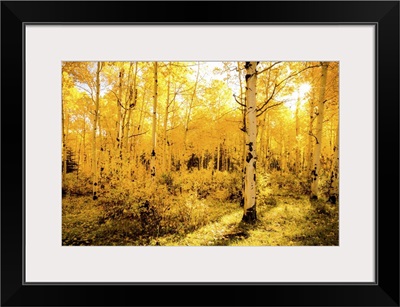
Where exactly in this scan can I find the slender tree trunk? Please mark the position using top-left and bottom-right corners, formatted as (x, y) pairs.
(281, 138), (286, 173)
(74, 131), (80, 176)
(265, 111), (270, 172)
(76, 139), (81, 179)
(92, 62), (101, 200)
(225, 148), (229, 172)
(198, 152), (202, 170)
(242, 61), (258, 223)
(125, 62), (137, 179)
(117, 68), (124, 145)
(217, 143), (220, 171)
(116, 67), (125, 178)
(295, 95), (301, 173)
(82, 118), (86, 173)
(133, 87), (147, 169)
(258, 111), (267, 170)
(163, 68), (171, 173)
(328, 123), (339, 204)
(307, 99), (314, 173)
(62, 101), (67, 176)
(150, 62), (158, 179)
(310, 62), (329, 199)
(237, 62), (247, 208)
(184, 62), (200, 151)
(259, 70), (272, 171)
(123, 62), (133, 150)
(307, 87), (317, 174)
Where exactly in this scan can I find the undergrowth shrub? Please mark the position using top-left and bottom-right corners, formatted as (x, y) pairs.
(177, 169), (242, 202)
(62, 173), (91, 196)
(263, 169), (334, 199)
(318, 173), (334, 200)
(63, 170), (243, 245)
(94, 180), (212, 239)
(268, 171), (310, 195)
(159, 194), (210, 235)
(96, 181), (164, 236)
(211, 171), (242, 202)
(257, 173), (277, 207)
(258, 195), (278, 207)
(158, 172), (180, 194)
(179, 169), (213, 198)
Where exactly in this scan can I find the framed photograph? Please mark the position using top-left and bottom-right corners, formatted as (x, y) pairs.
(2, 1), (399, 306)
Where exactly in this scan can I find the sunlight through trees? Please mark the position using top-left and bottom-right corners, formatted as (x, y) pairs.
(62, 61), (339, 246)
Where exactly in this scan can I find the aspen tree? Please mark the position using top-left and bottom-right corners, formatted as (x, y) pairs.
(242, 61), (258, 223)
(295, 94), (301, 173)
(92, 62), (101, 200)
(163, 63), (171, 173)
(150, 62), (158, 179)
(328, 124), (339, 203)
(310, 62), (329, 199)
(183, 62), (201, 151)
(62, 98), (67, 177)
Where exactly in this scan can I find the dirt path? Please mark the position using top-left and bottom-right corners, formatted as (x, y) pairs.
(164, 209), (244, 246)
(157, 195), (338, 246)
(63, 195), (339, 246)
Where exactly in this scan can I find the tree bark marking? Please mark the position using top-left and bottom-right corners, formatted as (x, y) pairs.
(243, 61), (258, 223)
(310, 62), (329, 199)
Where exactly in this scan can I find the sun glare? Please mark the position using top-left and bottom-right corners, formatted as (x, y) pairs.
(282, 82), (312, 113)
(299, 82), (311, 98)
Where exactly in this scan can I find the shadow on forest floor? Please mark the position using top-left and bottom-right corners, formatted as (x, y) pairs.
(167, 195), (338, 246)
(62, 193), (338, 246)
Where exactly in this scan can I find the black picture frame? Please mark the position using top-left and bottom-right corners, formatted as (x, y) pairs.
(1, 1), (399, 306)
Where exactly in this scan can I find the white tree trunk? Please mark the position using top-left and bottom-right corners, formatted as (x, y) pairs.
(328, 123), (339, 203)
(62, 101), (67, 177)
(117, 68), (124, 147)
(242, 61), (258, 223)
(125, 62), (138, 179)
(163, 70), (171, 173)
(295, 95), (300, 173)
(237, 62), (246, 207)
(117, 67), (124, 178)
(265, 112), (270, 171)
(310, 62), (329, 199)
(183, 62), (200, 151)
(258, 111), (267, 170)
(307, 98), (314, 173)
(281, 138), (286, 173)
(92, 62), (101, 200)
(150, 62), (158, 179)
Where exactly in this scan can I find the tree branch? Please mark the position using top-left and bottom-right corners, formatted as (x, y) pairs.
(256, 83), (277, 115)
(166, 124), (180, 132)
(256, 64), (320, 116)
(233, 93), (245, 107)
(75, 84), (95, 102)
(110, 89), (134, 111)
(275, 64), (320, 89)
(256, 102), (284, 117)
(214, 107), (240, 121)
(256, 61), (283, 75)
(128, 131), (148, 138)
(308, 130), (319, 144)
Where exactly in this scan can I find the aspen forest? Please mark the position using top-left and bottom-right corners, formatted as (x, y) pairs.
(62, 61), (339, 246)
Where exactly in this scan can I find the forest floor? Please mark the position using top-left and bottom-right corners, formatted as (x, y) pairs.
(62, 193), (339, 246)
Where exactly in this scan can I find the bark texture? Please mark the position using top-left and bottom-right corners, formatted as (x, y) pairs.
(150, 62), (158, 179)
(310, 62), (329, 199)
(242, 61), (258, 223)
(92, 62), (101, 200)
